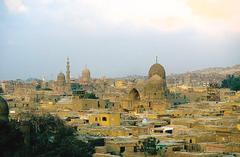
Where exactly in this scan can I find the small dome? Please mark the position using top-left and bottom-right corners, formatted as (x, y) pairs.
(136, 79), (145, 87)
(57, 72), (66, 86)
(147, 74), (164, 86)
(58, 72), (65, 78)
(148, 63), (166, 79)
(0, 96), (9, 123)
(57, 72), (65, 80)
(144, 74), (166, 92)
(82, 68), (90, 76)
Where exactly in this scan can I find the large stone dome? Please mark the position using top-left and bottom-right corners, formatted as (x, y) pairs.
(148, 63), (166, 79)
(0, 96), (9, 123)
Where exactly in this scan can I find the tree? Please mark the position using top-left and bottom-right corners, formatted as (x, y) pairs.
(142, 137), (159, 156)
(0, 120), (24, 157)
(0, 87), (3, 94)
(83, 92), (98, 99)
(0, 114), (97, 157)
(27, 114), (95, 157)
(221, 75), (240, 91)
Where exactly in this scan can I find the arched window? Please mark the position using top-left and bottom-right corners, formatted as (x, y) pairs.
(102, 117), (107, 121)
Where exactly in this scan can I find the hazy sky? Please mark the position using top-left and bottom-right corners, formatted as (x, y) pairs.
(1, 0), (240, 80)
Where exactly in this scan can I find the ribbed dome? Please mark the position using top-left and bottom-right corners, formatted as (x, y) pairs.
(82, 68), (90, 76)
(0, 96), (9, 123)
(148, 63), (166, 79)
(80, 68), (91, 84)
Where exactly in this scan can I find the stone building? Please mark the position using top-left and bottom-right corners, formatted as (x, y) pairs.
(89, 112), (120, 126)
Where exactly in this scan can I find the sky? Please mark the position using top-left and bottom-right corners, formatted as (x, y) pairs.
(0, 0), (240, 80)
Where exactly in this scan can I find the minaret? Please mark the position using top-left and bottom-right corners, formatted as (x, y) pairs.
(66, 57), (70, 84)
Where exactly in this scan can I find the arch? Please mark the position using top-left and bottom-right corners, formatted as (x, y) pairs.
(129, 88), (140, 101)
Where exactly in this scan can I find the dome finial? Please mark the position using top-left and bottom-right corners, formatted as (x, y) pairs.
(156, 56), (158, 64)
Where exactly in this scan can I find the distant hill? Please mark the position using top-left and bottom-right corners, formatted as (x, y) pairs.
(113, 75), (147, 80)
(167, 64), (240, 85)
(191, 65), (240, 75)
(25, 78), (41, 83)
(111, 65), (240, 81)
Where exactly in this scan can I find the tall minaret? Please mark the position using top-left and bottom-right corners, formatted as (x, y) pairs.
(66, 57), (70, 84)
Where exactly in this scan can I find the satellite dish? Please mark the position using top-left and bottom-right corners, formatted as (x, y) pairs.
(142, 118), (148, 124)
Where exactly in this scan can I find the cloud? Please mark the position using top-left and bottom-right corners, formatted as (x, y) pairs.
(186, 0), (240, 33)
(5, 0), (240, 33)
(79, 0), (192, 32)
(4, 0), (27, 13)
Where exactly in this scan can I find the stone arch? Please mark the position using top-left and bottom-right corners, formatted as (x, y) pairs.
(129, 88), (140, 101)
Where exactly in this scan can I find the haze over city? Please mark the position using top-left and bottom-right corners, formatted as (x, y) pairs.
(1, 0), (240, 80)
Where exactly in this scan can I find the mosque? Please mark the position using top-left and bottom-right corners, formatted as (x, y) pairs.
(56, 58), (91, 86)
(54, 58), (92, 95)
(126, 57), (170, 113)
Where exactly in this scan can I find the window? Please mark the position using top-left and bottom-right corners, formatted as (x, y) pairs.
(120, 147), (125, 153)
(134, 146), (138, 152)
(102, 117), (107, 121)
(173, 147), (181, 151)
(165, 130), (173, 134)
(95, 117), (98, 121)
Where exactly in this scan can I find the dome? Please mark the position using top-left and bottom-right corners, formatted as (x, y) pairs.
(57, 72), (66, 86)
(144, 74), (166, 92)
(82, 68), (90, 76)
(0, 96), (9, 123)
(144, 74), (166, 99)
(136, 79), (145, 87)
(146, 74), (164, 87)
(57, 72), (65, 80)
(80, 67), (91, 84)
(148, 63), (166, 79)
